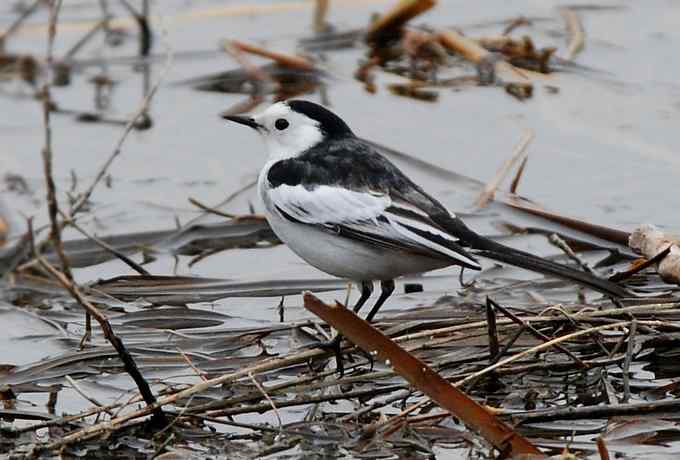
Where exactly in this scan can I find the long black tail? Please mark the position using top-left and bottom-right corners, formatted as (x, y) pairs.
(433, 214), (631, 299)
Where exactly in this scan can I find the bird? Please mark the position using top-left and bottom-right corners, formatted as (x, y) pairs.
(222, 99), (629, 368)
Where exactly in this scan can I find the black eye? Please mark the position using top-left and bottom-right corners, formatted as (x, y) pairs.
(275, 118), (289, 131)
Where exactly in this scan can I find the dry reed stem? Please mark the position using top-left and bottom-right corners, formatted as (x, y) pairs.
(476, 129), (534, 208)
(313, 0), (330, 34)
(366, 0), (436, 44)
(229, 39), (315, 71)
(560, 7), (585, 61)
(437, 29), (529, 82)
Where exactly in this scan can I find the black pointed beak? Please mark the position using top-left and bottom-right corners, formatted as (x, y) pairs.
(221, 112), (261, 130)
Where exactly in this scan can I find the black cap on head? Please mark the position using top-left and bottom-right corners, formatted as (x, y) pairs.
(286, 100), (353, 139)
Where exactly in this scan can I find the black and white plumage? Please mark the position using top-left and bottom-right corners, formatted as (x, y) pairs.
(223, 100), (629, 321)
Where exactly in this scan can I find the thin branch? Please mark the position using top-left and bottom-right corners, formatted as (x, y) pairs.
(41, 0), (71, 281)
(488, 297), (587, 368)
(28, 220), (167, 428)
(64, 213), (150, 276)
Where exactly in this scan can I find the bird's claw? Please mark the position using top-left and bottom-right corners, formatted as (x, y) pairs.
(301, 335), (347, 376)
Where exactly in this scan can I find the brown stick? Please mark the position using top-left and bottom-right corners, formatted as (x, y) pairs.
(437, 29), (528, 82)
(596, 436), (611, 460)
(229, 40), (316, 71)
(366, 0), (436, 44)
(303, 292), (544, 457)
(609, 246), (671, 282)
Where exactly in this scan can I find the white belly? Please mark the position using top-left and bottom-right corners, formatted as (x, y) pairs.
(269, 214), (449, 280)
(258, 164), (448, 281)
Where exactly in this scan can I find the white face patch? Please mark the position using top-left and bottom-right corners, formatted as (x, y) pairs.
(253, 102), (324, 161)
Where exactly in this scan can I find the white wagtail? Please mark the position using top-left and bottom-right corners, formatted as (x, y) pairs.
(223, 100), (628, 363)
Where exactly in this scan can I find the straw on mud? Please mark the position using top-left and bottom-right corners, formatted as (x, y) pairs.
(303, 292), (544, 457)
(476, 129), (534, 208)
(560, 7), (585, 61)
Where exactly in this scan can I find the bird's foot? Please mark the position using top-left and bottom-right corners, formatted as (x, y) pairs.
(302, 335), (348, 376)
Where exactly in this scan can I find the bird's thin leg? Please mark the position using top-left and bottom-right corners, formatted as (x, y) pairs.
(365, 280), (395, 323)
(310, 281), (373, 376)
(459, 267), (474, 288)
(352, 281), (374, 313)
(327, 280), (373, 345)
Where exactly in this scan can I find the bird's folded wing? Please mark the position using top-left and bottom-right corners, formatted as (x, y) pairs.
(268, 184), (480, 269)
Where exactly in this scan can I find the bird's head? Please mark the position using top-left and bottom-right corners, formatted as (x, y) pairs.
(222, 100), (353, 159)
